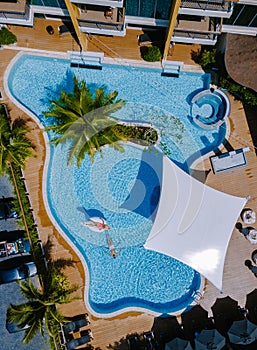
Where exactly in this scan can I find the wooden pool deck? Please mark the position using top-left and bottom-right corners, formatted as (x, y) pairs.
(1, 19), (257, 349)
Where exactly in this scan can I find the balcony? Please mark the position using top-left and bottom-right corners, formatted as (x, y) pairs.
(72, 0), (124, 9)
(0, 0), (26, 14)
(77, 5), (125, 36)
(180, 0), (233, 18)
(173, 30), (218, 44)
(173, 15), (221, 45)
(0, 1), (32, 25)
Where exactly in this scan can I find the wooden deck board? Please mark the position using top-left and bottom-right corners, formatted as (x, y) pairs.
(6, 18), (200, 65)
(1, 20), (257, 349)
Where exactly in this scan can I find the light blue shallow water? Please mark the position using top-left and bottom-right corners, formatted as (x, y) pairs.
(7, 54), (227, 314)
(192, 91), (226, 127)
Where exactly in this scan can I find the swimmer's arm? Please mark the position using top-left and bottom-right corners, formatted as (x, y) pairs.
(81, 222), (91, 227)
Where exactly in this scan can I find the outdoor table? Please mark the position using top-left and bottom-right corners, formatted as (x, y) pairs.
(46, 25), (54, 35)
(246, 229), (257, 244)
(242, 210), (256, 225)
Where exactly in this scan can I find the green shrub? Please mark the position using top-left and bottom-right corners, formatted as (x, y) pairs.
(219, 77), (257, 107)
(199, 48), (216, 68)
(0, 27), (17, 45)
(142, 46), (162, 62)
(114, 124), (158, 145)
(193, 47), (257, 107)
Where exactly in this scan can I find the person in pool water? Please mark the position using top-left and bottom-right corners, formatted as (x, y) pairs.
(106, 233), (117, 258)
(83, 217), (111, 231)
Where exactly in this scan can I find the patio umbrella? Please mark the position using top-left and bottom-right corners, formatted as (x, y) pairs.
(152, 316), (183, 343)
(195, 329), (226, 350)
(211, 296), (239, 319)
(211, 296), (239, 334)
(245, 289), (257, 324)
(165, 338), (193, 350)
(228, 319), (257, 345)
(181, 305), (209, 340)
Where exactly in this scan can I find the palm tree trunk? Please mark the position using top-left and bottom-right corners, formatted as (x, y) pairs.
(8, 161), (31, 244)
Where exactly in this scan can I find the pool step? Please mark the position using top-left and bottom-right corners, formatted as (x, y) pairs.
(68, 51), (104, 69)
(162, 60), (184, 77)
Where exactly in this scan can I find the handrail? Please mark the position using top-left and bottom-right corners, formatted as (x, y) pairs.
(180, 0), (232, 12)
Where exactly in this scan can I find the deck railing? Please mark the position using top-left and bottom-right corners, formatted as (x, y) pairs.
(174, 29), (219, 40)
(0, 2), (30, 20)
(78, 19), (124, 32)
(180, 0), (232, 12)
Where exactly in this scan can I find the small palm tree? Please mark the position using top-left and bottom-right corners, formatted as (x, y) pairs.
(0, 105), (35, 175)
(44, 75), (127, 165)
(7, 264), (78, 344)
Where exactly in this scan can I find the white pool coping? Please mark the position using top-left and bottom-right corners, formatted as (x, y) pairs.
(3, 45), (204, 73)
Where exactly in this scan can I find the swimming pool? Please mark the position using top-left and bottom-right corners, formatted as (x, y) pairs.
(7, 53), (227, 315)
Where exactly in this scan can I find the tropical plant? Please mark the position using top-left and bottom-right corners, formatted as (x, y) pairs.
(219, 77), (257, 107)
(44, 76), (127, 165)
(7, 263), (78, 344)
(142, 46), (162, 62)
(192, 48), (257, 107)
(199, 48), (216, 68)
(0, 104), (35, 175)
(0, 27), (17, 45)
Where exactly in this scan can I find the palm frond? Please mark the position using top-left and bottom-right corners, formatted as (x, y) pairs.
(44, 74), (126, 164)
(18, 279), (43, 300)
(22, 319), (44, 344)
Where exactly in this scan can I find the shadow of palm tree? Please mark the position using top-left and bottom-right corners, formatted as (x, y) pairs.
(107, 336), (130, 350)
(41, 236), (76, 270)
(191, 48), (201, 64)
(51, 258), (76, 270)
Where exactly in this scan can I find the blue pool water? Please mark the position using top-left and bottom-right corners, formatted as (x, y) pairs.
(7, 53), (227, 315)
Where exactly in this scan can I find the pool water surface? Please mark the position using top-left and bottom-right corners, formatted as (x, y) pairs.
(7, 53), (227, 315)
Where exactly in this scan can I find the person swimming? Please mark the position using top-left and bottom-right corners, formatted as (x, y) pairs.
(82, 217), (111, 231)
(106, 234), (117, 258)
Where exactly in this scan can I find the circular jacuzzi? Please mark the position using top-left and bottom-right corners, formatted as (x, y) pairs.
(191, 88), (230, 129)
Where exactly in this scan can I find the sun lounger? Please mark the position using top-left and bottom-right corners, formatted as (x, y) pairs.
(80, 329), (93, 338)
(143, 331), (158, 350)
(127, 335), (140, 350)
(137, 33), (158, 46)
(62, 316), (90, 338)
(65, 335), (92, 350)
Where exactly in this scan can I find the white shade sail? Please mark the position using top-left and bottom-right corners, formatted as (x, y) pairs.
(144, 155), (248, 291)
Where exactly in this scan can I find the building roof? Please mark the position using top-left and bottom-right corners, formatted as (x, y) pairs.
(225, 33), (257, 93)
(144, 155), (247, 291)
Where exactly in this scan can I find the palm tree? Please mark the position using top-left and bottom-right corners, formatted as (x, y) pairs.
(7, 264), (78, 344)
(0, 105), (35, 175)
(0, 105), (36, 252)
(44, 75), (127, 165)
